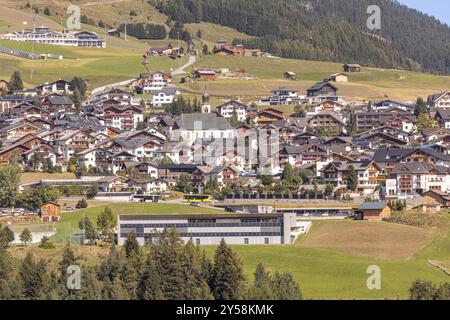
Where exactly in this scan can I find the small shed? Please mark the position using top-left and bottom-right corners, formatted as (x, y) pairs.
(40, 202), (61, 222)
(355, 202), (391, 221)
(328, 73), (348, 83)
(343, 64), (361, 72)
(421, 190), (450, 214)
(193, 69), (216, 81)
(284, 71), (296, 80)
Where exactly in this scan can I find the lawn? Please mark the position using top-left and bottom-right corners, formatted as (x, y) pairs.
(53, 202), (221, 243)
(20, 172), (76, 184)
(202, 215), (450, 299)
(180, 55), (450, 102)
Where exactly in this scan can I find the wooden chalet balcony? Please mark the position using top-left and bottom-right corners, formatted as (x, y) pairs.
(400, 177), (412, 182)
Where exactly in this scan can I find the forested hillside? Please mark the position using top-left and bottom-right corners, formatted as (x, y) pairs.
(156, 0), (450, 75)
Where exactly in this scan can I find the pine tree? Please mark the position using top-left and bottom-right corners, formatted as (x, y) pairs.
(78, 216), (96, 244)
(347, 165), (358, 192)
(281, 163), (294, 183)
(98, 243), (123, 282)
(248, 263), (274, 299)
(97, 206), (115, 243)
(155, 229), (186, 300)
(211, 239), (246, 300)
(20, 253), (48, 300)
(123, 231), (140, 258)
(8, 71), (23, 92)
(137, 248), (164, 300)
(270, 271), (303, 300)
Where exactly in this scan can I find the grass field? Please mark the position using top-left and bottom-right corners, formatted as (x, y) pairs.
(53, 202), (221, 243)
(179, 55), (450, 102)
(20, 172), (76, 184)
(201, 215), (450, 299)
(7, 207), (450, 299)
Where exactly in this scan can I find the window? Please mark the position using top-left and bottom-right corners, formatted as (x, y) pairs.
(195, 239), (200, 245)
(244, 238), (249, 245)
(264, 238), (269, 245)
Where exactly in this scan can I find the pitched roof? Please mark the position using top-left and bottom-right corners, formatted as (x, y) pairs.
(359, 202), (388, 210)
(175, 113), (232, 130)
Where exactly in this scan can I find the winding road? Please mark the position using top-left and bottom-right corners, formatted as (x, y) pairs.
(90, 53), (196, 97)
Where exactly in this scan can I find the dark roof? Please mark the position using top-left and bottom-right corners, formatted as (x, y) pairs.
(175, 113), (232, 130)
(44, 95), (74, 105)
(307, 81), (337, 92)
(359, 202), (388, 210)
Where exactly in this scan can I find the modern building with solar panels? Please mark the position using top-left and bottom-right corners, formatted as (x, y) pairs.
(118, 213), (305, 245)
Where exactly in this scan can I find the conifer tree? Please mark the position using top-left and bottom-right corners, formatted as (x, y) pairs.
(211, 239), (246, 300)
(270, 271), (303, 300)
(123, 231), (140, 258)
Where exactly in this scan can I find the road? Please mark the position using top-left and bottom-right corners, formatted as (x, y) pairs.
(171, 54), (196, 76)
(90, 78), (136, 97)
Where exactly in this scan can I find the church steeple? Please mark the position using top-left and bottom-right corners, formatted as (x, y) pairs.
(201, 86), (211, 113)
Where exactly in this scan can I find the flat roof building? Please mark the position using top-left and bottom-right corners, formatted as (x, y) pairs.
(118, 212), (304, 246)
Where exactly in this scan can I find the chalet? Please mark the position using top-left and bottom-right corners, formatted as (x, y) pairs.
(261, 87), (299, 106)
(256, 108), (285, 126)
(0, 120), (42, 139)
(127, 178), (167, 193)
(307, 100), (344, 116)
(421, 190), (450, 213)
(213, 45), (245, 56)
(151, 86), (179, 108)
(306, 82), (338, 97)
(435, 109), (450, 129)
(355, 202), (391, 221)
(279, 144), (327, 167)
(373, 100), (414, 113)
(22, 144), (58, 168)
(103, 105), (144, 131)
(427, 90), (450, 111)
(385, 163), (450, 196)
(94, 88), (133, 104)
(9, 104), (50, 120)
(216, 100), (248, 122)
(133, 72), (172, 93)
(0, 95), (29, 114)
(191, 165), (239, 192)
(355, 111), (415, 132)
(97, 175), (129, 192)
(321, 160), (383, 194)
(40, 202), (60, 222)
(327, 73), (348, 83)
(0, 144), (30, 164)
(158, 163), (197, 186)
(77, 147), (112, 170)
(343, 64), (361, 72)
(421, 128), (450, 144)
(35, 79), (73, 95)
(192, 69), (216, 81)
(41, 95), (75, 114)
(307, 111), (346, 134)
(53, 130), (96, 160)
(373, 147), (450, 170)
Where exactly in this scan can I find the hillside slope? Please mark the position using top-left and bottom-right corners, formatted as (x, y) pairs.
(158, 0), (450, 75)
